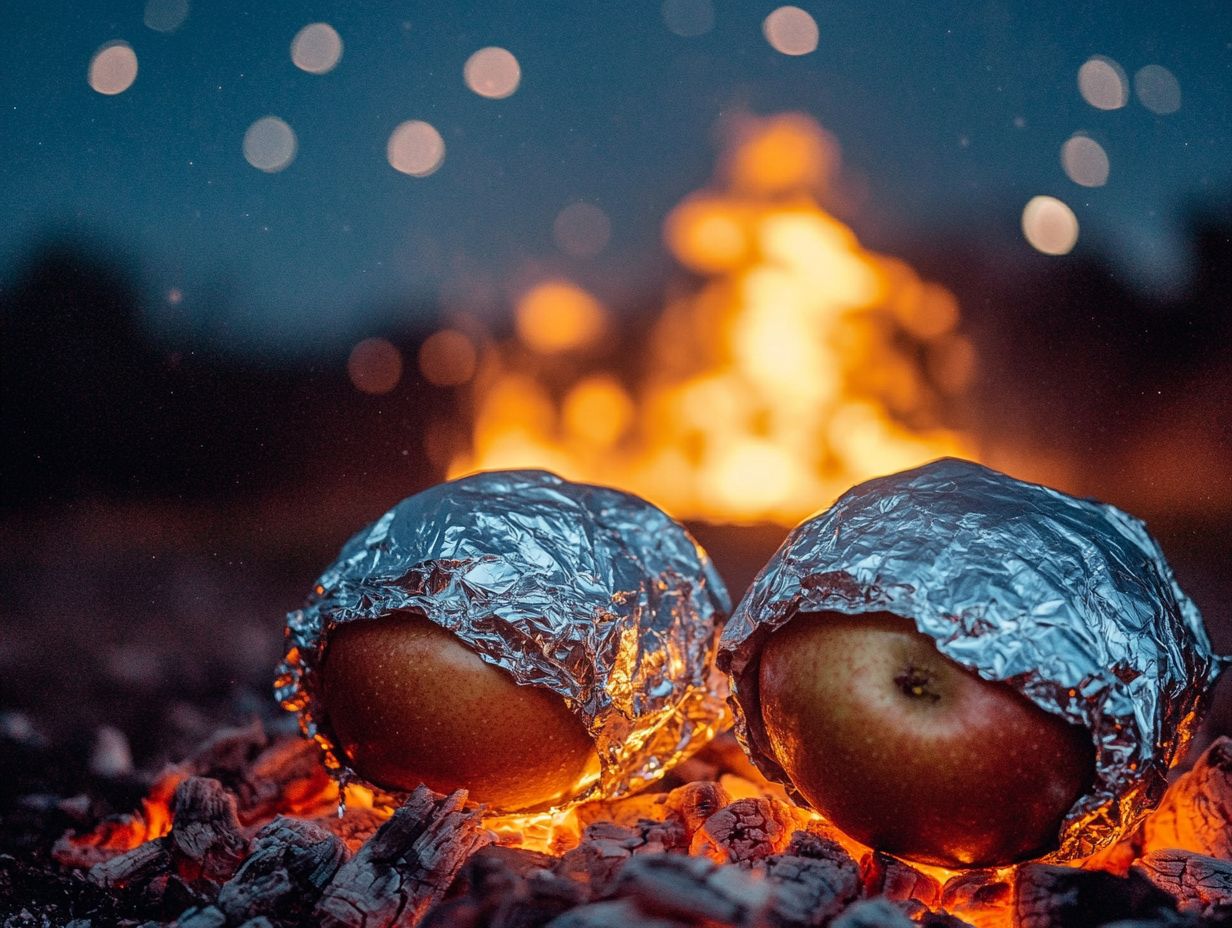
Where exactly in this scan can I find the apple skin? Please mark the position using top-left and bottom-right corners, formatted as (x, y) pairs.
(321, 612), (598, 811)
(757, 611), (1095, 868)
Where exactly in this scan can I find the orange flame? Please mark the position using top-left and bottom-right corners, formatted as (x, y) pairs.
(445, 114), (976, 524)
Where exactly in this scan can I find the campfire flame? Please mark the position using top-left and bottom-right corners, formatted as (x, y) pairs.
(444, 113), (977, 524)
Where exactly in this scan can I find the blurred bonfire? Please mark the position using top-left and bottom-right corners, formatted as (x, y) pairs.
(440, 114), (977, 526)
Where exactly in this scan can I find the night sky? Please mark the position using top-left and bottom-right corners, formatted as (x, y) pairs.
(2, 1), (1229, 353)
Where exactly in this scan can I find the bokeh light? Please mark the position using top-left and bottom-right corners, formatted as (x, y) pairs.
(661, 0), (715, 37)
(664, 196), (748, 272)
(515, 280), (606, 353)
(463, 47), (521, 99)
(88, 42), (138, 96)
(562, 375), (634, 447)
(553, 202), (612, 258)
(1077, 55), (1128, 110)
(291, 23), (343, 75)
(387, 120), (445, 177)
(347, 338), (403, 395)
(1021, 196), (1079, 256)
(242, 116), (297, 173)
(763, 6), (819, 56)
(143, 0), (189, 33)
(418, 329), (478, 387)
(1134, 65), (1181, 115)
(1061, 134), (1109, 187)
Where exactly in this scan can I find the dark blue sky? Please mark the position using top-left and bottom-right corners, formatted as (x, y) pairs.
(2, 1), (1229, 353)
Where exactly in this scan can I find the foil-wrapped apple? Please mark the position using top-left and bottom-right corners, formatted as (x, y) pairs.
(719, 458), (1225, 868)
(276, 470), (730, 813)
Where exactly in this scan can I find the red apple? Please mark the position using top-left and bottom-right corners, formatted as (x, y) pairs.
(757, 611), (1095, 868)
(321, 611), (598, 811)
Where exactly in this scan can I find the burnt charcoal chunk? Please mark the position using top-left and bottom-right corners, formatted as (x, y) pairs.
(611, 853), (772, 927)
(1133, 850), (1232, 920)
(216, 817), (346, 923)
(314, 786), (490, 928)
(167, 778), (248, 886)
(830, 898), (916, 928)
(763, 851), (860, 927)
(1014, 862), (1177, 928)
(664, 782), (730, 840)
(555, 819), (688, 896)
(173, 905), (227, 928)
(860, 851), (941, 908)
(1143, 737), (1232, 860)
(690, 798), (798, 865)
(941, 869), (1012, 911)
(545, 898), (688, 928)
(424, 845), (586, 928)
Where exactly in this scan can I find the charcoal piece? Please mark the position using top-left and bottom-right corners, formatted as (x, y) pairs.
(1133, 850), (1232, 920)
(762, 852), (860, 926)
(423, 845), (586, 928)
(555, 819), (689, 896)
(860, 851), (940, 907)
(216, 817), (346, 924)
(54, 810), (161, 870)
(88, 840), (173, 891)
(1014, 862), (1177, 927)
(664, 782), (730, 840)
(940, 869), (1012, 911)
(689, 798), (798, 865)
(917, 913), (976, 928)
(611, 853), (772, 927)
(166, 778), (248, 886)
(545, 899), (688, 928)
(829, 898), (916, 928)
(1143, 737), (1232, 860)
(237, 918), (275, 928)
(780, 824), (847, 860)
(311, 806), (387, 853)
(173, 906), (227, 928)
(314, 786), (490, 928)
(232, 738), (333, 826)
(86, 778), (246, 918)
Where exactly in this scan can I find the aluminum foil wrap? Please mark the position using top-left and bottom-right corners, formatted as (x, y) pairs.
(276, 469), (731, 812)
(719, 457), (1224, 861)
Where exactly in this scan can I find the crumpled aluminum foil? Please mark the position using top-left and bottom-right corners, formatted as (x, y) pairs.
(719, 457), (1225, 862)
(276, 469), (731, 813)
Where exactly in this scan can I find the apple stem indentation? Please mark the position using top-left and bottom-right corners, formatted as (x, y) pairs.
(895, 665), (941, 703)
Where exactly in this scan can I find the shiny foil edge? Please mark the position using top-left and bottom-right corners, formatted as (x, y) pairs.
(275, 469), (732, 814)
(717, 457), (1225, 864)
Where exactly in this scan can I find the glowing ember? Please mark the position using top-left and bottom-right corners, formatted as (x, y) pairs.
(446, 114), (975, 525)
